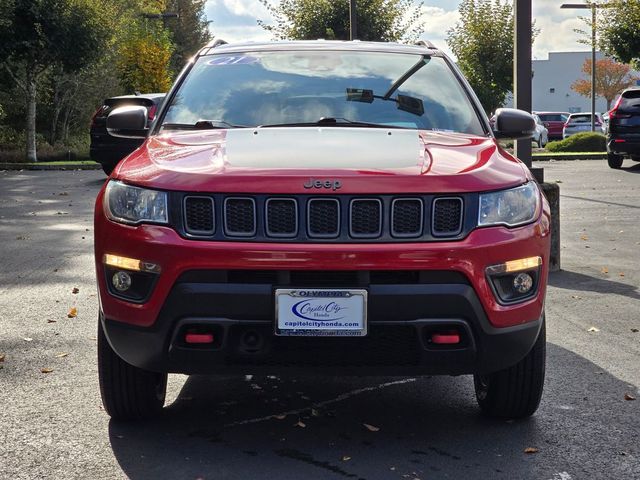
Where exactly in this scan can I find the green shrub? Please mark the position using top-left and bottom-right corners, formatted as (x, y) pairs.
(546, 132), (606, 153)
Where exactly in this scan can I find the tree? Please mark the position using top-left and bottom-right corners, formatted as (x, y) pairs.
(258, 0), (426, 43)
(117, 26), (175, 93)
(446, 0), (515, 115)
(599, 0), (640, 69)
(571, 58), (639, 110)
(166, 0), (212, 72)
(0, 0), (110, 161)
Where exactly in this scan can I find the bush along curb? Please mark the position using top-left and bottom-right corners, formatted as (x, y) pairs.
(0, 162), (101, 171)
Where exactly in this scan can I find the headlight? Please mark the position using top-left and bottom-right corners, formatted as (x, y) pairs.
(104, 180), (168, 225)
(478, 182), (540, 227)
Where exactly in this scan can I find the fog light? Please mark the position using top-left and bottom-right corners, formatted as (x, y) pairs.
(112, 271), (132, 292)
(513, 272), (534, 294)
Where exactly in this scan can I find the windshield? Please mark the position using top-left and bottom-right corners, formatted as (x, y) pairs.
(161, 50), (485, 135)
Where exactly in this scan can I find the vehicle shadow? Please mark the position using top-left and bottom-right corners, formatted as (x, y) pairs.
(549, 269), (640, 300)
(108, 343), (640, 480)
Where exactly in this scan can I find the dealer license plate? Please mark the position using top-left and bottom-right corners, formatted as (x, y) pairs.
(275, 289), (367, 337)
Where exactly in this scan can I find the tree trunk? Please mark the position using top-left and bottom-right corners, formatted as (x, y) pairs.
(25, 71), (37, 162)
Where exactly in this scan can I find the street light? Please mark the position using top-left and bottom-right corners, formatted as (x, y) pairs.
(349, 0), (357, 40)
(560, 2), (613, 132)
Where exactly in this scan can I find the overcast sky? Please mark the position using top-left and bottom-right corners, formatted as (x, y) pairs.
(204, 0), (595, 60)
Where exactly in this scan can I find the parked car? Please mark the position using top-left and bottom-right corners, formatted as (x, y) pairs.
(95, 40), (549, 421)
(606, 88), (640, 168)
(562, 112), (605, 139)
(90, 93), (165, 175)
(532, 114), (549, 148)
(534, 111), (569, 140)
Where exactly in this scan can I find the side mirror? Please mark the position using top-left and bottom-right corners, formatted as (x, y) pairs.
(106, 106), (149, 139)
(492, 108), (536, 140)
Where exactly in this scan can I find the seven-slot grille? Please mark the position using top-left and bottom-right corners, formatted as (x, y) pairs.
(183, 195), (465, 241)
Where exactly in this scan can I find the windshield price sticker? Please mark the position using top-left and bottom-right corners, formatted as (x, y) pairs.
(275, 289), (367, 337)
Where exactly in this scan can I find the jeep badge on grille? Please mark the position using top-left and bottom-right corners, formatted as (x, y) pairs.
(303, 178), (342, 191)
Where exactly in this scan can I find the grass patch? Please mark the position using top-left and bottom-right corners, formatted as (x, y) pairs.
(545, 132), (606, 153)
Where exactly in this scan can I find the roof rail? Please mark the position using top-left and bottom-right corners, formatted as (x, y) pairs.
(206, 38), (228, 48)
(415, 40), (436, 49)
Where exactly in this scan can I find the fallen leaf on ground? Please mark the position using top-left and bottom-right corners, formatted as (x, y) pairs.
(67, 307), (77, 318)
(59, 192), (68, 196)
(631, 328), (639, 333)
(294, 420), (306, 428)
(55, 353), (68, 358)
(524, 447), (539, 454)
(363, 423), (380, 432)
(580, 235), (588, 241)
(15, 235), (29, 240)
(619, 272), (625, 277)
(311, 408), (320, 417)
(624, 393), (636, 401)
(41, 368), (54, 374)
(0, 354), (5, 362)
(72, 287), (79, 294)
(601, 267), (608, 274)
(588, 327), (600, 333)
(274, 414), (286, 420)
(47, 319), (56, 323)
(23, 337), (33, 342)
(342, 456), (351, 461)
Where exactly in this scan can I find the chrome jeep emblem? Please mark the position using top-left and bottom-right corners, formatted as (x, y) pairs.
(303, 178), (342, 191)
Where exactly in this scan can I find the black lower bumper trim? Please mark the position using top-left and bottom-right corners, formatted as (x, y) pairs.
(101, 276), (543, 376)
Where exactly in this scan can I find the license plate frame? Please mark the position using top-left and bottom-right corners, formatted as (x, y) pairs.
(274, 288), (368, 337)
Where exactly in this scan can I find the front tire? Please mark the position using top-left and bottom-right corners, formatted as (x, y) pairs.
(98, 319), (167, 420)
(607, 152), (624, 169)
(474, 317), (546, 419)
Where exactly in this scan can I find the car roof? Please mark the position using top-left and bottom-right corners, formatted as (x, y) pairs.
(199, 40), (440, 57)
(535, 111), (569, 115)
(107, 93), (165, 100)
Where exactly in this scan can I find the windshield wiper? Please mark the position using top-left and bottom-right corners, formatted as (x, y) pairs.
(161, 120), (247, 130)
(257, 117), (406, 129)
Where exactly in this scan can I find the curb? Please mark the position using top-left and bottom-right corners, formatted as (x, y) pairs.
(532, 154), (606, 161)
(0, 163), (101, 171)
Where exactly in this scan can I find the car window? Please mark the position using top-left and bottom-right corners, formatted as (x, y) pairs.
(539, 114), (564, 122)
(620, 90), (640, 111)
(569, 114), (592, 124)
(161, 50), (485, 135)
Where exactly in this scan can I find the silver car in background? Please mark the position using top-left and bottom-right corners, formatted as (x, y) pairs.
(562, 112), (605, 139)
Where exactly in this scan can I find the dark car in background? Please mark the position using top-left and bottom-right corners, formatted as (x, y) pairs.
(90, 94), (165, 175)
(534, 111), (569, 141)
(607, 88), (640, 169)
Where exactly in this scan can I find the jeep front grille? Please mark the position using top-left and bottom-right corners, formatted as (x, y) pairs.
(181, 194), (467, 242)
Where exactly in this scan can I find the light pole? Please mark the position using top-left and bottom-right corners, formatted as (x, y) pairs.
(560, 2), (612, 132)
(349, 0), (357, 40)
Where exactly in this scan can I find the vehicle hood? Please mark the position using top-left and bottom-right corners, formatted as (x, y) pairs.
(115, 127), (530, 193)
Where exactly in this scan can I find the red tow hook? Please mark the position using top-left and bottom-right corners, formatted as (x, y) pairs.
(431, 332), (461, 345)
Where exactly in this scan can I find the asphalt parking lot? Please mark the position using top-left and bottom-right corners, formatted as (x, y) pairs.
(0, 160), (639, 479)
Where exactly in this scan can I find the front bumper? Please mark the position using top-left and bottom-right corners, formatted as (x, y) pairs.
(95, 192), (550, 375)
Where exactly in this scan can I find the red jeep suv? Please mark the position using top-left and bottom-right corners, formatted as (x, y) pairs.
(95, 40), (550, 421)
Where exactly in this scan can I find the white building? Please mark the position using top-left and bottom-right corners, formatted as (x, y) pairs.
(532, 51), (640, 113)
